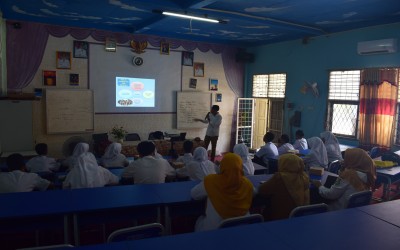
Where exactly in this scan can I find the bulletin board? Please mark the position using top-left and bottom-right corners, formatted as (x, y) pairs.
(46, 89), (94, 134)
(177, 92), (211, 129)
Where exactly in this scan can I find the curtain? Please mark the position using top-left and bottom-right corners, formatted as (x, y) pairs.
(7, 22), (49, 91)
(359, 68), (398, 148)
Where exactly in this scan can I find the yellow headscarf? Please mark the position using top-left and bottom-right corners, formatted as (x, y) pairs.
(204, 153), (253, 219)
(340, 148), (376, 191)
(277, 154), (310, 206)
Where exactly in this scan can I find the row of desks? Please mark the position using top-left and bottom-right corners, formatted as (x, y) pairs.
(73, 200), (400, 250)
(0, 172), (332, 246)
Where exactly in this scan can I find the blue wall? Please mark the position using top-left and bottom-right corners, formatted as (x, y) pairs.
(245, 23), (400, 146)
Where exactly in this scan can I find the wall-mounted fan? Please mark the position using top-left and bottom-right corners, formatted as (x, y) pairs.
(300, 81), (319, 98)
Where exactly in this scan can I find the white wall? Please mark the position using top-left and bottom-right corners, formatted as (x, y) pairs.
(22, 35), (235, 158)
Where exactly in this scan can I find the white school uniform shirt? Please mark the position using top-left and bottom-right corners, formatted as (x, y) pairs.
(206, 113), (222, 137)
(293, 138), (308, 150)
(63, 152), (118, 189)
(100, 143), (129, 168)
(255, 142), (279, 165)
(122, 155), (176, 184)
(277, 143), (295, 155)
(175, 153), (194, 177)
(26, 155), (60, 173)
(233, 143), (255, 176)
(0, 170), (50, 193)
(318, 171), (367, 211)
(185, 147), (216, 181)
(320, 131), (343, 162)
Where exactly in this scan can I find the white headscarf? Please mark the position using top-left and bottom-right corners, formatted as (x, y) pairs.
(320, 131), (343, 162)
(307, 137), (329, 168)
(65, 152), (106, 189)
(102, 143), (122, 162)
(193, 147), (216, 177)
(233, 143), (255, 175)
(67, 142), (90, 169)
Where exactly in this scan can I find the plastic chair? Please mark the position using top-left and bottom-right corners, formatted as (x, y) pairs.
(125, 133), (141, 141)
(148, 131), (164, 140)
(289, 203), (329, 218)
(218, 214), (264, 229)
(107, 223), (164, 243)
(327, 160), (341, 174)
(346, 190), (372, 208)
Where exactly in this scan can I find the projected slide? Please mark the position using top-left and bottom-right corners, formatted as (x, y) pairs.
(116, 77), (155, 107)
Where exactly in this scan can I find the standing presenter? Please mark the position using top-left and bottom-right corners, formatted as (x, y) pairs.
(194, 105), (222, 162)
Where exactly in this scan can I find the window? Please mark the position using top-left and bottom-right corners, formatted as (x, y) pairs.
(252, 74), (286, 98)
(327, 70), (360, 137)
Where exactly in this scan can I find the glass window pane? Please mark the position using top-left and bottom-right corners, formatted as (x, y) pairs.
(328, 70), (360, 101)
(331, 104), (358, 136)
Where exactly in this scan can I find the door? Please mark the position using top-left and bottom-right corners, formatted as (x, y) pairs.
(252, 98), (268, 149)
(267, 99), (285, 142)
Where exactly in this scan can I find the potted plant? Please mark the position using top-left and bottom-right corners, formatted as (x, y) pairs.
(110, 125), (128, 143)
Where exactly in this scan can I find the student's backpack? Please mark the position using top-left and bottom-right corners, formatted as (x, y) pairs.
(381, 152), (400, 166)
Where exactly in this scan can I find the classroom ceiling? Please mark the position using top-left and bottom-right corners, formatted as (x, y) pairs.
(1, 0), (400, 46)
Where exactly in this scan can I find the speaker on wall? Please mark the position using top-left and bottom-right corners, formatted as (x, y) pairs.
(235, 51), (255, 63)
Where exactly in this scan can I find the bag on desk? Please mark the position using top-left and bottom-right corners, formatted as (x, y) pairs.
(381, 152), (400, 166)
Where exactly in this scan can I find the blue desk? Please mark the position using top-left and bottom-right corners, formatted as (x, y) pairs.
(0, 189), (72, 244)
(258, 208), (400, 250)
(357, 199), (400, 228)
(70, 208), (400, 250)
(70, 185), (163, 246)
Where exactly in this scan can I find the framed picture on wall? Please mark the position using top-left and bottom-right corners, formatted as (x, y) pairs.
(182, 51), (194, 66)
(56, 51), (71, 69)
(160, 42), (170, 55)
(209, 78), (218, 91)
(73, 41), (88, 58)
(105, 38), (117, 52)
(69, 73), (80, 86)
(189, 78), (197, 89)
(43, 70), (56, 86)
(194, 62), (204, 77)
(216, 93), (222, 102)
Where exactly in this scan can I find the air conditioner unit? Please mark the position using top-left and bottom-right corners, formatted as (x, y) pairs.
(357, 38), (397, 55)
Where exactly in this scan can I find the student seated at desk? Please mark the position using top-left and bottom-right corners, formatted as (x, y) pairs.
(191, 153), (253, 231)
(277, 134), (295, 155)
(0, 153), (51, 193)
(62, 142), (90, 170)
(303, 137), (328, 169)
(63, 152), (119, 189)
(320, 131), (343, 163)
(176, 140), (194, 165)
(293, 129), (308, 150)
(311, 148), (376, 211)
(100, 142), (129, 168)
(26, 143), (60, 173)
(253, 132), (279, 166)
(122, 141), (176, 184)
(257, 154), (309, 221)
(233, 143), (254, 176)
(178, 147), (216, 181)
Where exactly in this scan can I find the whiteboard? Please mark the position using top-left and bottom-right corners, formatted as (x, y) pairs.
(177, 92), (211, 129)
(46, 89), (94, 134)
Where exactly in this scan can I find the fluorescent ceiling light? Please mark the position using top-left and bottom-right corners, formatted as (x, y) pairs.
(162, 11), (219, 23)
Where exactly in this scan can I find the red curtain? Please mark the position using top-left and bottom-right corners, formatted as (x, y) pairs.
(359, 69), (398, 148)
